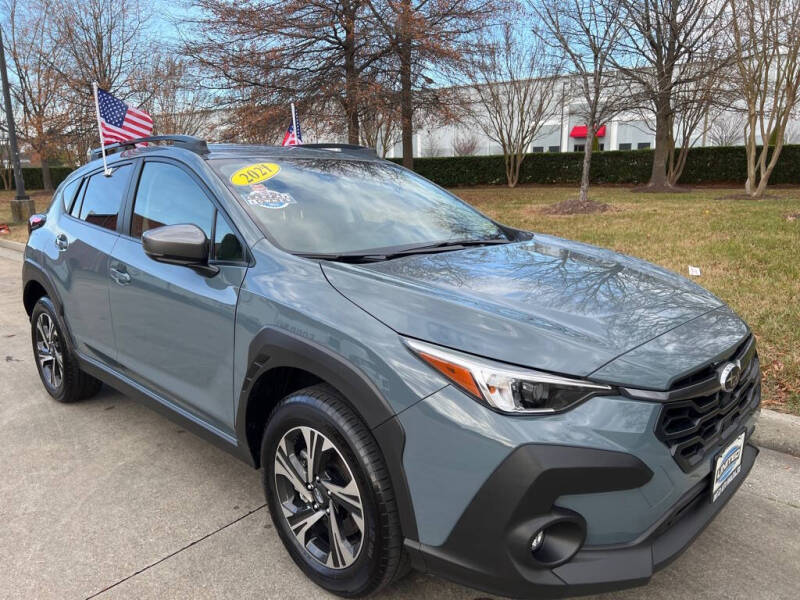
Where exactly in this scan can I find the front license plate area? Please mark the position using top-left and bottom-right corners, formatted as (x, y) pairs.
(712, 432), (746, 502)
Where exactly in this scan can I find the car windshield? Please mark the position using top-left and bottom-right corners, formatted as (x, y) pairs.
(210, 157), (506, 255)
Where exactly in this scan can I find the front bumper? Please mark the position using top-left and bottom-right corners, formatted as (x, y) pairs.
(405, 441), (758, 599)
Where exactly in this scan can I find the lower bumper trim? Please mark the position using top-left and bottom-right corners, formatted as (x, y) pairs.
(407, 443), (758, 599)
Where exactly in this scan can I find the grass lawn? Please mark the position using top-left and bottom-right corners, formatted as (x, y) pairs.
(456, 185), (800, 415)
(0, 190), (52, 243)
(2, 185), (798, 414)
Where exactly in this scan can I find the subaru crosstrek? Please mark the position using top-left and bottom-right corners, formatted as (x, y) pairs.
(23, 135), (760, 598)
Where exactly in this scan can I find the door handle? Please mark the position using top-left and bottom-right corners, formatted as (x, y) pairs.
(110, 266), (131, 285)
(55, 234), (69, 251)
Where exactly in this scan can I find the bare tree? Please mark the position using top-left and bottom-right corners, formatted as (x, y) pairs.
(466, 22), (559, 186)
(3, 0), (69, 190)
(49, 0), (153, 154)
(707, 109), (746, 147)
(0, 138), (11, 190)
(184, 0), (391, 145)
(358, 81), (402, 156)
(727, 0), (800, 197)
(532, 0), (629, 204)
(615, 0), (725, 191)
(365, 0), (497, 168)
(452, 132), (479, 155)
(139, 57), (215, 137)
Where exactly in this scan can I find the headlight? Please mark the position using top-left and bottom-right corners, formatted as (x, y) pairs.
(406, 338), (613, 414)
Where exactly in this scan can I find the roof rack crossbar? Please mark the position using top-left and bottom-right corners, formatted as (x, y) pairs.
(89, 135), (209, 161)
(298, 143), (377, 156)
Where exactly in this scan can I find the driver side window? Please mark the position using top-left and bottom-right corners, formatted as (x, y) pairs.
(131, 162), (214, 239)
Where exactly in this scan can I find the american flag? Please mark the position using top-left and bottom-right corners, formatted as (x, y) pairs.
(96, 88), (153, 144)
(282, 120), (302, 146)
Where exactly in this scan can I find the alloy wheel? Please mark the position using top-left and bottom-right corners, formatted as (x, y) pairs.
(273, 426), (365, 569)
(35, 312), (63, 390)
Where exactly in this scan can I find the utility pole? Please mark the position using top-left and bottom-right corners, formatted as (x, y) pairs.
(0, 27), (33, 222)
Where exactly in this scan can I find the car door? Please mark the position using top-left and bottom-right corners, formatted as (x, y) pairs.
(108, 158), (249, 436)
(46, 164), (134, 364)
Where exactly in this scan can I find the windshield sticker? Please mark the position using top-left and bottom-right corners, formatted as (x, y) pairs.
(230, 162), (281, 186)
(246, 184), (295, 209)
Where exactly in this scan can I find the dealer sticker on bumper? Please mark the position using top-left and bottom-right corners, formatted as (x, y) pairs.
(712, 432), (746, 502)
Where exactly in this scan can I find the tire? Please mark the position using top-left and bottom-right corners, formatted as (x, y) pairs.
(261, 384), (405, 597)
(30, 297), (102, 403)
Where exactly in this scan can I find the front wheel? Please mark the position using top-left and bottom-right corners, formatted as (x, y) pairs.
(261, 384), (405, 597)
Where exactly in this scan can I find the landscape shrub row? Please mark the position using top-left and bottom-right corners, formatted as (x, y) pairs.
(7, 145), (800, 190)
(391, 144), (800, 187)
(6, 167), (75, 191)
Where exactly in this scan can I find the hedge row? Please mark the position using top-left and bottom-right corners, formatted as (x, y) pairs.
(5, 167), (75, 191)
(391, 144), (800, 187)
(7, 145), (800, 190)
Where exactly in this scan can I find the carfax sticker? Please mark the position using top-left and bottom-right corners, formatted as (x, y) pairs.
(230, 162), (281, 186)
(246, 184), (295, 209)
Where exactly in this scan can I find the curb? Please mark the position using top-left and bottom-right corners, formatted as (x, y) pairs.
(753, 408), (800, 458)
(0, 238), (25, 253)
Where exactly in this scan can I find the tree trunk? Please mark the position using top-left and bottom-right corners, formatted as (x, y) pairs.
(399, 0), (413, 169)
(579, 131), (594, 203)
(648, 105), (672, 189)
(41, 157), (53, 192)
(344, 10), (360, 145)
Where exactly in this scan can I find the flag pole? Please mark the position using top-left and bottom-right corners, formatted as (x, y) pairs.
(291, 102), (298, 145)
(92, 82), (111, 176)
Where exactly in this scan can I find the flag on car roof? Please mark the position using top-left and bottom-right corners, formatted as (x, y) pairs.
(282, 104), (302, 146)
(95, 87), (153, 145)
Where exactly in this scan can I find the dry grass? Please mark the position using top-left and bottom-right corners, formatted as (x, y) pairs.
(454, 184), (800, 415)
(3, 186), (799, 414)
(0, 190), (52, 243)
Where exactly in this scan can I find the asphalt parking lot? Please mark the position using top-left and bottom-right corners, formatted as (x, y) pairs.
(1, 247), (799, 600)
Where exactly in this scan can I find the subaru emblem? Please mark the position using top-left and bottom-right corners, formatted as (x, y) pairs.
(718, 362), (741, 393)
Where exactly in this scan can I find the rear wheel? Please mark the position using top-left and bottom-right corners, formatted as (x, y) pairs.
(261, 384), (405, 597)
(30, 297), (102, 403)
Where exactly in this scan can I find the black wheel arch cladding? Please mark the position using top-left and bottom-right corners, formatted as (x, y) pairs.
(238, 326), (419, 542)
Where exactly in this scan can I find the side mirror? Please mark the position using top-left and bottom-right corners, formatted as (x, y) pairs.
(142, 223), (218, 276)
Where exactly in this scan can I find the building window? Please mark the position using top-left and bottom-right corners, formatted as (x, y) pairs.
(548, 146), (561, 153)
(618, 143), (632, 151)
(598, 144), (605, 151)
(573, 144), (585, 152)
(532, 146), (544, 153)
(637, 142), (651, 150)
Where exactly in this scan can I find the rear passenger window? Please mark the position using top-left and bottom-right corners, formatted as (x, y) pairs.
(60, 178), (82, 212)
(214, 213), (244, 262)
(78, 165), (131, 231)
(132, 162), (214, 239)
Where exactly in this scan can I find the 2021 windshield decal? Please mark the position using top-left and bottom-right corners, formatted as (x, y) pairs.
(230, 162), (281, 186)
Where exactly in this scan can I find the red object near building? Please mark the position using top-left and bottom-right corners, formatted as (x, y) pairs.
(570, 125), (606, 138)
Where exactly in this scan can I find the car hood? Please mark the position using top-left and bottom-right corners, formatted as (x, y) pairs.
(322, 235), (730, 382)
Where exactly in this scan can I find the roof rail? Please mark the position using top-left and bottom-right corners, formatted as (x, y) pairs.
(298, 143), (377, 156)
(89, 135), (209, 161)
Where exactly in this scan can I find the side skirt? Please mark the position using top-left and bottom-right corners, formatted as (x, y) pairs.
(78, 353), (255, 467)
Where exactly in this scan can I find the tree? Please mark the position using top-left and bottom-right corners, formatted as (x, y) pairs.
(532, 0), (629, 205)
(466, 21), (560, 186)
(49, 0), (154, 155)
(358, 83), (402, 156)
(615, 0), (725, 191)
(727, 0), (800, 197)
(707, 110), (746, 146)
(452, 132), (479, 155)
(3, 0), (69, 190)
(365, 0), (496, 168)
(184, 0), (391, 145)
(140, 57), (215, 138)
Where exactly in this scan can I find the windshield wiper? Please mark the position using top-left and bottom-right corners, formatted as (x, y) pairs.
(296, 237), (512, 264)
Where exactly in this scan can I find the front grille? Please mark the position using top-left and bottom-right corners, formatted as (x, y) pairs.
(654, 336), (761, 472)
